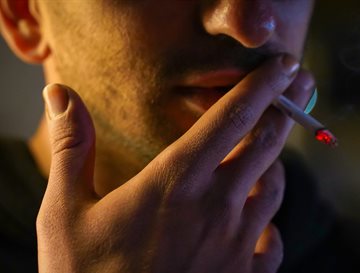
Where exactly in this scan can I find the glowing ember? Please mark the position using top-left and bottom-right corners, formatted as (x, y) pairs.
(315, 129), (338, 147)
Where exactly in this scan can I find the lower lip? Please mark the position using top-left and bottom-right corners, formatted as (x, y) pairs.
(180, 88), (227, 114)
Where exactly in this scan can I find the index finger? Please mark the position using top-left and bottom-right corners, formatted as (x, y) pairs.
(156, 54), (299, 180)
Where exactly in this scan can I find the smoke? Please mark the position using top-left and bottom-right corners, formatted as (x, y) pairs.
(339, 45), (360, 73)
(324, 104), (360, 126)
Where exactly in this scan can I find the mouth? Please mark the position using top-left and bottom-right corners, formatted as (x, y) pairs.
(177, 69), (248, 113)
(178, 86), (234, 113)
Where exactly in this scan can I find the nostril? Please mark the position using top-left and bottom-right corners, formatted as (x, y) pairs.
(240, 13), (276, 48)
(201, 0), (276, 48)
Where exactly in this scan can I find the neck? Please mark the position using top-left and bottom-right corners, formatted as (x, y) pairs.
(28, 114), (142, 197)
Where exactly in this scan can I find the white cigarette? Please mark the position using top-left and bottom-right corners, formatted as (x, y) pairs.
(272, 95), (338, 147)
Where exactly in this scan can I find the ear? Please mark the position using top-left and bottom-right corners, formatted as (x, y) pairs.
(0, 0), (50, 64)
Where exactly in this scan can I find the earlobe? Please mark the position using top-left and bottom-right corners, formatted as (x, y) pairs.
(0, 0), (50, 64)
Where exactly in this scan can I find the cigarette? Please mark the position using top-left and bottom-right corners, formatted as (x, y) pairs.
(272, 95), (338, 147)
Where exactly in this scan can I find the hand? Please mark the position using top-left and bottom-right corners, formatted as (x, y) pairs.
(36, 54), (314, 273)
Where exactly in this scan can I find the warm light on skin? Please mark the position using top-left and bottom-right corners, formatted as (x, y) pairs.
(254, 224), (281, 255)
(0, 1), (319, 271)
(24, 0), (315, 195)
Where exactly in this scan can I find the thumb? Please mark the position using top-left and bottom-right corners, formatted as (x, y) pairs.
(42, 83), (96, 207)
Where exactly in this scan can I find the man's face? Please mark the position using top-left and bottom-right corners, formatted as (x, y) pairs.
(39, 0), (314, 169)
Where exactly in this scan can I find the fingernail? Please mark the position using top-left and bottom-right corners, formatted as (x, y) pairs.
(43, 84), (69, 119)
(282, 54), (300, 77)
(304, 88), (318, 114)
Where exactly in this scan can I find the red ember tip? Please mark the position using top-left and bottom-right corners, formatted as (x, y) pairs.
(315, 129), (338, 147)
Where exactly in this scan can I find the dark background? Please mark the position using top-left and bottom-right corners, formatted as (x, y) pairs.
(0, 1), (359, 223)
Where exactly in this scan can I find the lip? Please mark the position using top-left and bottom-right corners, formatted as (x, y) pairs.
(182, 69), (248, 88)
(178, 69), (248, 113)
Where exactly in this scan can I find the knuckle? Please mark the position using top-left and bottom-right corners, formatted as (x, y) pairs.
(151, 147), (192, 205)
(152, 146), (185, 186)
(37, 196), (83, 239)
(211, 194), (238, 225)
(264, 163), (285, 208)
(261, 178), (284, 213)
(228, 102), (256, 132)
(51, 120), (93, 156)
(153, 141), (210, 206)
(252, 123), (283, 152)
(155, 145), (180, 168)
(250, 178), (284, 222)
(36, 201), (67, 234)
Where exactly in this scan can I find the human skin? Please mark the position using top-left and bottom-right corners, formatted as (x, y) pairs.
(0, 0), (315, 272)
(33, 0), (313, 195)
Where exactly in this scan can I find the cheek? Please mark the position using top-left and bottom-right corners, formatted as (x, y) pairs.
(119, 1), (196, 53)
(274, 1), (314, 55)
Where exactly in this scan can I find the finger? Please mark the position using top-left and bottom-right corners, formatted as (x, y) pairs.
(239, 160), (285, 245)
(214, 70), (314, 200)
(148, 54), (299, 196)
(222, 221), (283, 273)
(252, 224), (283, 273)
(280, 69), (315, 105)
(42, 83), (97, 209)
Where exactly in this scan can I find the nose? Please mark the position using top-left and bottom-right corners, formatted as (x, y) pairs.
(202, 0), (276, 48)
